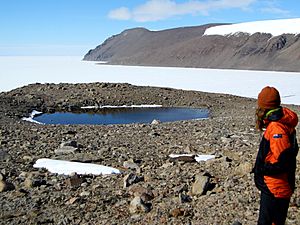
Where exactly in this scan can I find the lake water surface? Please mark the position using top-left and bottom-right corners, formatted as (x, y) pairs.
(34, 107), (209, 125)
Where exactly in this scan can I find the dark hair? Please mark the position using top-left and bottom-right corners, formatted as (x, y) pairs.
(255, 107), (268, 131)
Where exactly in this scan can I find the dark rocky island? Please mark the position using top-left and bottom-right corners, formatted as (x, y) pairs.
(0, 83), (299, 224)
(83, 23), (300, 72)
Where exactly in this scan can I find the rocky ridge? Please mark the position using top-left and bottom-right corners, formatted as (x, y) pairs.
(83, 24), (300, 72)
(0, 83), (299, 224)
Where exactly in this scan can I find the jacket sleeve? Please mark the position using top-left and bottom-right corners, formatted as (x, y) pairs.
(262, 127), (292, 175)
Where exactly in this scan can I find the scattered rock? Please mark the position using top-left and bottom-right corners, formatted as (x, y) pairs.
(128, 185), (154, 202)
(234, 162), (253, 176)
(65, 174), (83, 188)
(123, 159), (140, 170)
(24, 177), (46, 188)
(55, 140), (80, 154)
(0, 180), (7, 192)
(123, 173), (144, 188)
(55, 146), (78, 155)
(173, 184), (188, 193)
(169, 155), (196, 163)
(66, 197), (79, 205)
(221, 136), (232, 144)
(0, 172), (4, 181)
(60, 140), (78, 148)
(63, 130), (77, 135)
(80, 191), (90, 197)
(0, 180), (15, 192)
(22, 155), (34, 162)
(170, 208), (185, 218)
(184, 144), (195, 153)
(0, 150), (10, 161)
(151, 119), (161, 125)
(191, 174), (210, 196)
(179, 193), (192, 203)
(161, 162), (173, 168)
(129, 196), (151, 214)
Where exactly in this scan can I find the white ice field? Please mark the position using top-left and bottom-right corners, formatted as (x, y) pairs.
(0, 56), (300, 105)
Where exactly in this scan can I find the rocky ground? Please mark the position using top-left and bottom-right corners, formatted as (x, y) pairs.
(0, 82), (299, 225)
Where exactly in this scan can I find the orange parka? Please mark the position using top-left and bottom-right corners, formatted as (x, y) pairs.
(254, 107), (299, 198)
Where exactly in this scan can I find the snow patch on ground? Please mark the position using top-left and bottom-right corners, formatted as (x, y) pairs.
(22, 110), (44, 124)
(169, 154), (215, 162)
(34, 158), (121, 175)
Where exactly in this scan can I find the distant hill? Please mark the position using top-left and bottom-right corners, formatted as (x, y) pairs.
(83, 18), (300, 72)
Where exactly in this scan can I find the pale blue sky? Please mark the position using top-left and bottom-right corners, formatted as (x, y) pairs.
(1, 0), (299, 56)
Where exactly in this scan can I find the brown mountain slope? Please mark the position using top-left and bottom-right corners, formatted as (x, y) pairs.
(83, 24), (300, 72)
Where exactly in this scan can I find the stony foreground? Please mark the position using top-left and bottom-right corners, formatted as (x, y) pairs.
(0, 83), (299, 225)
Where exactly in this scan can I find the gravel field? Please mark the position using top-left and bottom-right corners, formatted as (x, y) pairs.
(0, 83), (299, 225)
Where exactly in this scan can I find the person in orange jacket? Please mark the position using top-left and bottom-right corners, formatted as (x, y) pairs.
(253, 86), (299, 225)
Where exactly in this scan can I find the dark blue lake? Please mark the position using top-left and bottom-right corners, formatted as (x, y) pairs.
(33, 107), (209, 125)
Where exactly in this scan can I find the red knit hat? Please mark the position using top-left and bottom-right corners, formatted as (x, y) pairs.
(257, 86), (281, 109)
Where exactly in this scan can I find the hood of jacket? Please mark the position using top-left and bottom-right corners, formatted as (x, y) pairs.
(278, 107), (298, 129)
(264, 107), (298, 131)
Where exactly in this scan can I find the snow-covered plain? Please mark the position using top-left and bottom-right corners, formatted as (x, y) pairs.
(1, 56), (300, 105)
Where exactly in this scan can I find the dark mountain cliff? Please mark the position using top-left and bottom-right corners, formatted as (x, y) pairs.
(83, 23), (300, 72)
